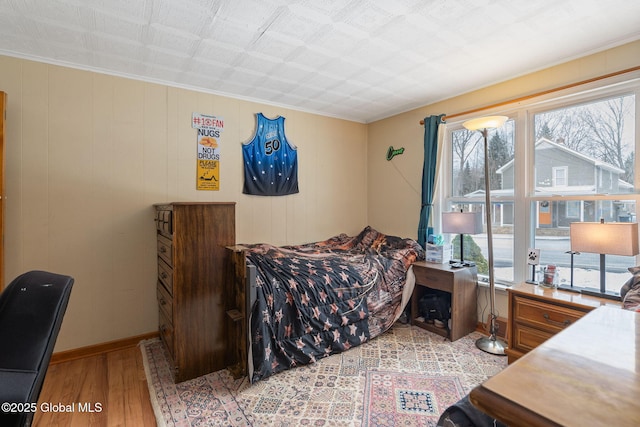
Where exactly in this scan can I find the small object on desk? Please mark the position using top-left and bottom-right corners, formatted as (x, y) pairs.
(428, 234), (445, 245)
(526, 248), (540, 284)
(449, 259), (474, 267)
(450, 262), (464, 268)
(540, 264), (558, 288)
(426, 243), (452, 264)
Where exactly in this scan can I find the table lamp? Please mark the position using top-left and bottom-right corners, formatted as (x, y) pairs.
(570, 219), (639, 299)
(442, 210), (483, 266)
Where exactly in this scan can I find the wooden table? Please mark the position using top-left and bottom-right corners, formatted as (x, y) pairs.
(469, 306), (640, 426)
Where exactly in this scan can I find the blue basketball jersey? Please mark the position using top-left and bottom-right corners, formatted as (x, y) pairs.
(242, 113), (299, 196)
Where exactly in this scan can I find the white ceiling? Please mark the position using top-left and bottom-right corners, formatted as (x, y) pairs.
(1, 0), (640, 123)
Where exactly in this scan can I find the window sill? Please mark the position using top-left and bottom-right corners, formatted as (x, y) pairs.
(476, 278), (512, 293)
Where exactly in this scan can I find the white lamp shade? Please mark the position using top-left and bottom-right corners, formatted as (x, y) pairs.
(462, 115), (508, 131)
(442, 211), (483, 235)
(570, 222), (639, 256)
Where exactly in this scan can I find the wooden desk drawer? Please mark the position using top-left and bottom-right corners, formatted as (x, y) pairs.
(157, 234), (173, 266)
(157, 281), (173, 321)
(511, 323), (554, 353)
(158, 258), (173, 295)
(413, 266), (452, 293)
(507, 283), (620, 364)
(513, 296), (582, 333)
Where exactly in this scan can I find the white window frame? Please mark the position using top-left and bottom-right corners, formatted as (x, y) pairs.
(439, 71), (640, 286)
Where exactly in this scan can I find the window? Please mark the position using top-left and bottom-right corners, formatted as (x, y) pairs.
(449, 120), (515, 283)
(532, 94), (636, 295)
(552, 166), (567, 187)
(443, 77), (639, 297)
(565, 200), (580, 218)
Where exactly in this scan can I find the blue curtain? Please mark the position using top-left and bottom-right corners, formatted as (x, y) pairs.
(418, 114), (445, 248)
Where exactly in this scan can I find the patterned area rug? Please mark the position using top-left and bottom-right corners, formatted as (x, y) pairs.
(362, 372), (465, 426)
(140, 323), (507, 426)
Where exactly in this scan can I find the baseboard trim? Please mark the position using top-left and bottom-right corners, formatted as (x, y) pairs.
(50, 331), (159, 365)
(53, 322), (503, 366)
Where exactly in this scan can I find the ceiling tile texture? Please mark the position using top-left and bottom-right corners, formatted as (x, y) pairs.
(1, 0), (639, 122)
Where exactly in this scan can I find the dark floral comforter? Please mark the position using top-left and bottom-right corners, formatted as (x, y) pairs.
(243, 226), (425, 382)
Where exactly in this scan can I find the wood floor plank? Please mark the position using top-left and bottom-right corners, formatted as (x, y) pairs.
(33, 346), (156, 426)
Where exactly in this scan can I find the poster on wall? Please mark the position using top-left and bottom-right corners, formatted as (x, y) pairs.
(192, 113), (223, 191)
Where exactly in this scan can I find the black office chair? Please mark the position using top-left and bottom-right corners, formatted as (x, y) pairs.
(0, 270), (74, 427)
(437, 394), (507, 427)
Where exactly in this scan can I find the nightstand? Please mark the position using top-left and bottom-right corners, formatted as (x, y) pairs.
(410, 261), (478, 341)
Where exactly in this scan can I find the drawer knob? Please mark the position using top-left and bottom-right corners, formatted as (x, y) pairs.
(543, 313), (571, 328)
(159, 246), (167, 253)
(161, 272), (168, 279)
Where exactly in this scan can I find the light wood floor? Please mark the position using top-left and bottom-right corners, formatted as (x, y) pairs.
(33, 346), (156, 426)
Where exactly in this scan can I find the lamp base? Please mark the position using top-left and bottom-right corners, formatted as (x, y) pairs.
(475, 335), (507, 356)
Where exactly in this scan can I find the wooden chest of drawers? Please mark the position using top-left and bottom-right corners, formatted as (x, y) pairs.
(154, 202), (235, 382)
(506, 283), (620, 364)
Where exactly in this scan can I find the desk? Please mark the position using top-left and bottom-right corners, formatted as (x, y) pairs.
(470, 306), (640, 427)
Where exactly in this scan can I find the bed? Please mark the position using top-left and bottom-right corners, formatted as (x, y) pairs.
(224, 226), (425, 383)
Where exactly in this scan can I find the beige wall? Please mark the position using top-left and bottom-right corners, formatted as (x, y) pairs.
(0, 56), (368, 351)
(368, 39), (640, 320)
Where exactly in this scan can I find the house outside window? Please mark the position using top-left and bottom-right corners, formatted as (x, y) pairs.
(443, 78), (639, 296)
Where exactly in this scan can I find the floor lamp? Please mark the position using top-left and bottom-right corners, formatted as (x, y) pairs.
(462, 115), (508, 356)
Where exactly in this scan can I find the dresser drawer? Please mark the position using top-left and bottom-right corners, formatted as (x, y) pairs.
(507, 283), (620, 364)
(413, 265), (452, 293)
(159, 309), (174, 359)
(512, 295), (583, 333)
(157, 258), (173, 295)
(155, 208), (172, 235)
(157, 281), (173, 320)
(511, 323), (554, 354)
(157, 234), (173, 266)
